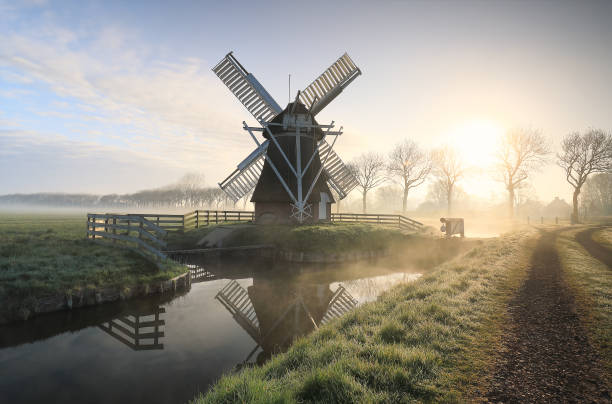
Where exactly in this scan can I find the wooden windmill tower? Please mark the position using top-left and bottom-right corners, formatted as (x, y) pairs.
(213, 52), (361, 223)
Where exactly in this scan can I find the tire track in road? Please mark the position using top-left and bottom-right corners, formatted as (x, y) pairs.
(576, 226), (612, 268)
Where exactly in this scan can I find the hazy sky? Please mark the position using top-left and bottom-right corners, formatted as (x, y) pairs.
(1, 0), (611, 204)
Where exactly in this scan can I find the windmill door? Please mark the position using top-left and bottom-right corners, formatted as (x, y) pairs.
(319, 192), (330, 220)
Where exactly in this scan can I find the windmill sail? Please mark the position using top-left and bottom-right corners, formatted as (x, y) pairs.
(216, 280), (260, 342)
(299, 53), (361, 116)
(321, 285), (358, 325)
(218, 141), (269, 202)
(318, 139), (358, 200)
(213, 53), (282, 122)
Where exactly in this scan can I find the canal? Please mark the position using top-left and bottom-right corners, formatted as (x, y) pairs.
(0, 240), (469, 404)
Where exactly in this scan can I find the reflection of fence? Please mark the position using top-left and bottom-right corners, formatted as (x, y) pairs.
(86, 214), (168, 261)
(188, 265), (218, 283)
(331, 213), (422, 231)
(99, 307), (165, 350)
(321, 285), (358, 325)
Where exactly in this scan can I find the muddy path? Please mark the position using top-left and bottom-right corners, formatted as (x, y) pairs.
(483, 229), (611, 403)
(576, 226), (612, 268)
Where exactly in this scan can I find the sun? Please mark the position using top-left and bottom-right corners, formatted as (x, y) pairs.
(445, 119), (504, 169)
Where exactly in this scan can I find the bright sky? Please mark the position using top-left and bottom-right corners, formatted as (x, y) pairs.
(1, 0), (611, 204)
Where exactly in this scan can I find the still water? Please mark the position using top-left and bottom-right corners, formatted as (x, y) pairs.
(0, 248), (458, 404)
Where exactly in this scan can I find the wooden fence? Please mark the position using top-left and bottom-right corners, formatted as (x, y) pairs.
(86, 211), (422, 263)
(129, 213), (185, 230)
(185, 210), (255, 228)
(331, 213), (423, 231)
(86, 213), (168, 261)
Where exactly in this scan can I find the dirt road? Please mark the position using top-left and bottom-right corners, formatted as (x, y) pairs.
(483, 229), (611, 403)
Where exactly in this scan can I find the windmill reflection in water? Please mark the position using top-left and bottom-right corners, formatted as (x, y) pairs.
(216, 277), (357, 365)
(97, 261), (357, 361)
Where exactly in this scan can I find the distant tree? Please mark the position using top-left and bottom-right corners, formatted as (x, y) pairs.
(426, 180), (466, 213)
(387, 140), (431, 214)
(581, 173), (612, 217)
(349, 152), (387, 213)
(557, 129), (612, 223)
(496, 128), (549, 219)
(431, 146), (464, 215)
(375, 185), (403, 213)
(178, 172), (206, 206)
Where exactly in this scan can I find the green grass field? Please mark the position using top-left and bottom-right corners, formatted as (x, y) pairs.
(0, 213), (186, 315)
(193, 230), (536, 403)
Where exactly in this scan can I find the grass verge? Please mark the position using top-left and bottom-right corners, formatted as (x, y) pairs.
(168, 223), (407, 254)
(556, 227), (612, 375)
(192, 230), (536, 403)
(0, 213), (186, 313)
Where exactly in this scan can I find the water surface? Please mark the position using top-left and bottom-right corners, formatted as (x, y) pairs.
(1, 238), (471, 404)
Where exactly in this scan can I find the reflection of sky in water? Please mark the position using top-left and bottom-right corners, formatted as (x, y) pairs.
(332, 272), (422, 304)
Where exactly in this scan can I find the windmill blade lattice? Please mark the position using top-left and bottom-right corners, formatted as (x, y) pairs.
(299, 53), (361, 116)
(219, 141), (269, 202)
(213, 53), (282, 123)
(321, 285), (358, 325)
(318, 139), (358, 200)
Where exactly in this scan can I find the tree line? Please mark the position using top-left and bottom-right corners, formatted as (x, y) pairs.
(348, 128), (612, 222)
(0, 173), (242, 210)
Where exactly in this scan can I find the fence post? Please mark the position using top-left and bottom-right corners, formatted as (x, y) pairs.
(224, 211), (227, 222)
(207, 211), (210, 226)
(215, 211), (218, 224)
(138, 220), (144, 250)
(196, 211), (199, 229)
(238, 211), (241, 221)
(113, 217), (117, 243)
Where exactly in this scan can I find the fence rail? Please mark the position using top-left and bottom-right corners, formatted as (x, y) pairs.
(86, 213), (168, 261)
(129, 214), (185, 230)
(186, 210), (255, 228)
(331, 213), (423, 231)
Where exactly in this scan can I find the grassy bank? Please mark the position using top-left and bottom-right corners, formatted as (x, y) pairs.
(0, 214), (186, 317)
(556, 227), (612, 374)
(168, 223), (407, 253)
(592, 227), (612, 249)
(193, 230), (536, 403)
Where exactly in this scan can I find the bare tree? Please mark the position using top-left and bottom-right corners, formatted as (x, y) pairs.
(349, 152), (387, 213)
(431, 146), (464, 215)
(557, 129), (612, 223)
(496, 128), (549, 219)
(387, 140), (431, 214)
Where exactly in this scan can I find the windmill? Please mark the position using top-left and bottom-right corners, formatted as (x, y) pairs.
(213, 51), (361, 223)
